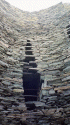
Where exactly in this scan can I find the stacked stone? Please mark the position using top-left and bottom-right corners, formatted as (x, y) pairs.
(30, 34), (70, 97)
(23, 40), (42, 102)
(0, 39), (70, 125)
(0, 40), (27, 125)
(0, 0), (70, 123)
(26, 31), (70, 124)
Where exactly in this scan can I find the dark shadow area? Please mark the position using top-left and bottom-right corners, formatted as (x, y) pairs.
(23, 40), (42, 103)
(24, 56), (35, 63)
(66, 24), (70, 38)
(66, 24), (70, 28)
(25, 51), (33, 55)
(23, 72), (41, 101)
(29, 61), (37, 68)
(26, 43), (31, 46)
(25, 46), (32, 50)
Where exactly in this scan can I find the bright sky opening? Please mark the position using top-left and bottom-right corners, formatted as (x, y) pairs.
(6, 0), (70, 12)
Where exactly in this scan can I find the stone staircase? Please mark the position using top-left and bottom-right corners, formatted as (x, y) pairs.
(23, 40), (42, 102)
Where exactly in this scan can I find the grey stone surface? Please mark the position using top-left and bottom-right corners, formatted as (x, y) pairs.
(0, 60), (8, 67)
(0, 0), (70, 124)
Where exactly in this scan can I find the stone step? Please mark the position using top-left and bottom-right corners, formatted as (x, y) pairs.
(24, 55), (35, 57)
(25, 51), (33, 55)
(23, 65), (33, 69)
(28, 68), (37, 73)
(25, 47), (32, 50)
(28, 67), (39, 70)
(29, 61), (37, 67)
(24, 50), (33, 52)
(24, 57), (35, 62)
(23, 67), (39, 73)
(19, 61), (37, 66)
(26, 43), (32, 46)
(25, 46), (34, 48)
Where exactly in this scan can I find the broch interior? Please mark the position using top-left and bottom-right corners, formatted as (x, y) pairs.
(0, 0), (70, 124)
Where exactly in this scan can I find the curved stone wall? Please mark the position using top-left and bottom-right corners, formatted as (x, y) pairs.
(0, 0), (70, 124)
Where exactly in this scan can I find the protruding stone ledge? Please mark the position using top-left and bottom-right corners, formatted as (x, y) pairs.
(24, 55), (35, 57)
(0, 60), (9, 68)
(26, 43), (32, 46)
(25, 45), (34, 47)
(13, 89), (24, 93)
(66, 24), (70, 28)
(24, 57), (35, 62)
(28, 68), (37, 73)
(29, 61), (37, 67)
(28, 67), (40, 71)
(62, 76), (70, 82)
(54, 86), (70, 91)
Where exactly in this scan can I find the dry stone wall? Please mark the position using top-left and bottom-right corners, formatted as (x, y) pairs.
(0, 0), (70, 124)
(0, 31), (70, 125)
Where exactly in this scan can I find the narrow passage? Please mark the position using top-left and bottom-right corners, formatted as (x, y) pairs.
(23, 40), (42, 102)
